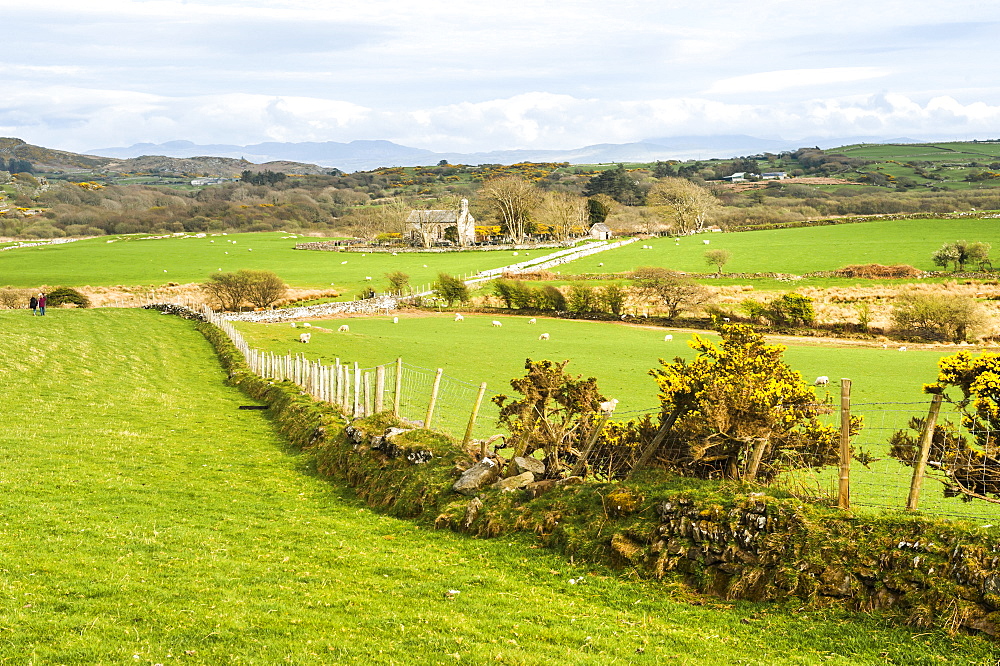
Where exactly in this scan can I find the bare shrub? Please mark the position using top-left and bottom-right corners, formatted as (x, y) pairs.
(834, 264), (921, 279)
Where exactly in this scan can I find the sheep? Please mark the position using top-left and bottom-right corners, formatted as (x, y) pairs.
(528, 318), (537, 324)
(898, 346), (907, 352)
(365, 276), (372, 280)
(303, 323), (311, 328)
(664, 335), (673, 341)
(814, 376), (830, 386)
(539, 333), (550, 340)
(290, 322), (297, 328)
(341, 261), (348, 264)
(703, 239), (710, 245)
(454, 314), (464, 322)
(299, 333), (311, 343)
(392, 316), (399, 323)
(599, 398), (619, 413)
(338, 324), (350, 332)
(247, 248), (252, 251)
(491, 320), (502, 327)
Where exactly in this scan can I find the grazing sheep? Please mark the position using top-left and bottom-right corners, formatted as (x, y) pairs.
(299, 333), (311, 343)
(290, 322), (297, 328)
(392, 316), (399, 323)
(539, 333), (550, 340)
(899, 346), (907, 352)
(454, 314), (464, 322)
(664, 335), (673, 341)
(303, 323), (311, 328)
(814, 376), (830, 386)
(528, 318), (537, 324)
(338, 324), (350, 333)
(703, 239), (710, 245)
(365, 276), (372, 280)
(722, 317), (731, 322)
(341, 261), (348, 264)
(247, 248), (252, 251)
(598, 262), (604, 266)
(599, 398), (619, 413)
(491, 320), (502, 327)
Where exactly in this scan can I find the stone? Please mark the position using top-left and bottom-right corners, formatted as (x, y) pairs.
(493, 471), (534, 492)
(462, 497), (483, 529)
(452, 458), (500, 495)
(524, 479), (557, 498)
(513, 456), (545, 476)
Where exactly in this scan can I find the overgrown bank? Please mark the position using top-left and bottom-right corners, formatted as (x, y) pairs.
(197, 320), (1000, 638)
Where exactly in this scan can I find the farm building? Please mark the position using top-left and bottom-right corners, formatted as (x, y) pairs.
(405, 198), (476, 247)
(722, 172), (747, 183)
(761, 172), (788, 180)
(589, 222), (613, 240)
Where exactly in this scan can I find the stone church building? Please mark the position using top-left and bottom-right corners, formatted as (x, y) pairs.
(404, 199), (476, 247)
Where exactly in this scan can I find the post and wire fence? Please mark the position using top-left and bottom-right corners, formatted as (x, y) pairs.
(200, 307), (1000, 521)
(203, 307), (498, 444)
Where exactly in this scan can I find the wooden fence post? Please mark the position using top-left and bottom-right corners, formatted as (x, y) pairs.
(375, 365), (386, 413)
(744, 437), (769, 482)
(571, 408), (614, 478)
(353, 362), (361, 417)
(461, 382), (488, 450)
(907, 393), (944, 511)
(394, 358), (403, 418)
(424, 368), (443, 428)
(838, 378), (852, 511)
(363, 372), (372, 418)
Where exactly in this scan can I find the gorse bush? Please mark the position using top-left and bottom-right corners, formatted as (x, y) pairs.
(45, 287), (90, 308)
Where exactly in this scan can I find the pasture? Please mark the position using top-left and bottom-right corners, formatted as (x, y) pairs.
(0, 231), (520, 293)
(5, 310), (995, 663)
(559, 218), (1000, 276)
(234, 312), (1000, 521)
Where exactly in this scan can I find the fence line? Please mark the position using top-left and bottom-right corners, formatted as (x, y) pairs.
(201, 306), (497, 440)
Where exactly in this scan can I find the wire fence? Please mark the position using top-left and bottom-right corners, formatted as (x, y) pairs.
(204, 307), (498, 442)
(201, 306), (1000, 522)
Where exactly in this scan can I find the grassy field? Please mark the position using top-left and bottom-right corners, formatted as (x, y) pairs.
(0, 232), (521, 293)
(558, 218), (1000, 276)
(7, 217), (1000, 295)
(233, 312), (1000, 521)
(5, 309), (996, 663)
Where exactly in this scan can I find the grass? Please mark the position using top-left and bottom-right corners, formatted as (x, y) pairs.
(559, 218), (1000, 276)
(234, 312), (1000, 521)
(4, 310), (996, 663)
(0, 232), (523, 293)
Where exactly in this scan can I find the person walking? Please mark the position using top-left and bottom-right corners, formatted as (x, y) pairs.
(29, 294), (38, 315)
(37, 292), (46, 316)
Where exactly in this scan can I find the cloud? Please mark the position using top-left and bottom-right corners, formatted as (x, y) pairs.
(705, 68), (892, 95)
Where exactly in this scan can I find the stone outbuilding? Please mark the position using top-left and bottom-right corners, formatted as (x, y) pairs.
(405, 199), (476, 247)
(589, 222), (613, 240)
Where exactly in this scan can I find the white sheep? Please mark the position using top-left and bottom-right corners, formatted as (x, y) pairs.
(599, 398), (619, 413)
(290, 322), (297, 328)
(247, 248), (252, 251)
(341, 261), (348, 264)
(814, 376), (830, 386)
(303, 323), (311, 328)
(491, 320), (502, 327)
(454, 314), (464, 322)
(899, 346), (907, 352)
(299, 332), (311, 343)
(539, 333), (550, 340)
(664, 335), (673, 341)
(365, 276), (372, 280)
(392, 316), (399, 323)
(703, 239), (710, 245)
(338, 324), (350, 333)
(528, 318), (537, 324)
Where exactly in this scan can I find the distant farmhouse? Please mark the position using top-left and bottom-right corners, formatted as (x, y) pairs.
(405, 199), (475, 247)
(589, 222), (613, 240)
(761, 172), (788, 180)
(190, 177), (228, 186)
(722, 172), (747, 183)
(722, 171), (788, 183)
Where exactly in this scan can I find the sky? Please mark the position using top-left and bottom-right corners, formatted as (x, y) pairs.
(2, 0), (1000, 154)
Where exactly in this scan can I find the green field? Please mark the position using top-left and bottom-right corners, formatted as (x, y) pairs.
(559, 218), (1000, 276)
(6, 309), (996, 663)
(0, 232), (521, 293)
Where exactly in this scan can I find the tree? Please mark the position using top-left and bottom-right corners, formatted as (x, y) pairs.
(242, 270), (287, 308)
(480, 176), (540, 243)
(538, 191), (587, 240)
(385, 270), (410, 294)
(704, 248), (732, 275)
(630, 266), (708, 319)
(891, 292), (983, 342)
(600, 284), (627, 316)
(767, 293), (815, 327)
(203, 270), (286, 310)
(240, 170), (286, 186)
(646, 178), (720, 234)
(583, 164), (644, 205)
(434, 273), (469, 306)
(642, 324), (854, 480)
(493, 359), (607, 478)
(586, 194), (617, 226)
(932, 240), (992, 272)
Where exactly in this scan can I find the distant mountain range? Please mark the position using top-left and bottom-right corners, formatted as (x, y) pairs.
(87, 135), (924, 172)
